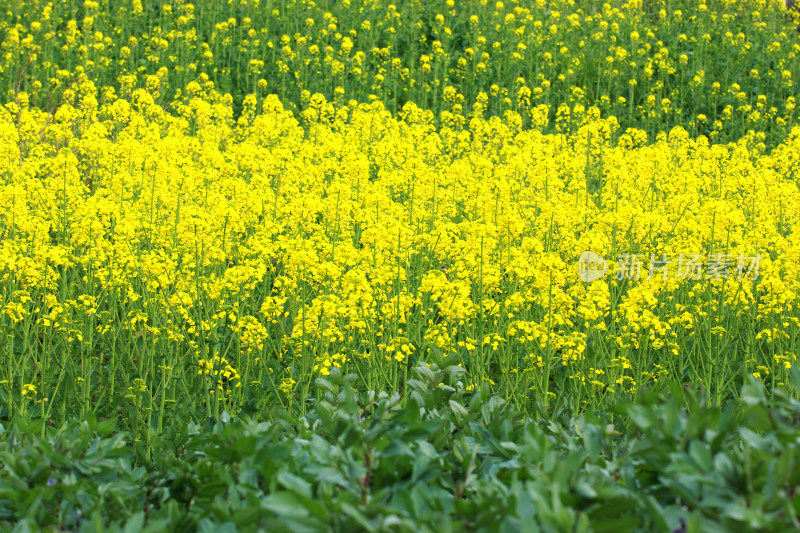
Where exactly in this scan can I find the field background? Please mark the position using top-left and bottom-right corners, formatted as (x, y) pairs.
(1, 0), (800, 531)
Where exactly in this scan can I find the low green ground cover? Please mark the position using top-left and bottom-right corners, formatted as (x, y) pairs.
(2, 363), (800, 532)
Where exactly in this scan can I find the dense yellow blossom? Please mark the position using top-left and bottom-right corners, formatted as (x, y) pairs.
(1, 0), (800, 428)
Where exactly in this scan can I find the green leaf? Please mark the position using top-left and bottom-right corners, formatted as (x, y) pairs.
(262, 491), (310, 518)
(123, 511), (145, 533)
(688, 441), (711, 471)
(340, 502), (376, 532)
(449, 400), (469, 423)
(278, 471), (313, 498)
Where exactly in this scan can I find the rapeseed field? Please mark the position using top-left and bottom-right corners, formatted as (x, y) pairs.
(1, 0), (800, 530)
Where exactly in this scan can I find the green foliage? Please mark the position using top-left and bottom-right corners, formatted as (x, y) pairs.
(2, 364), (800, 531)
